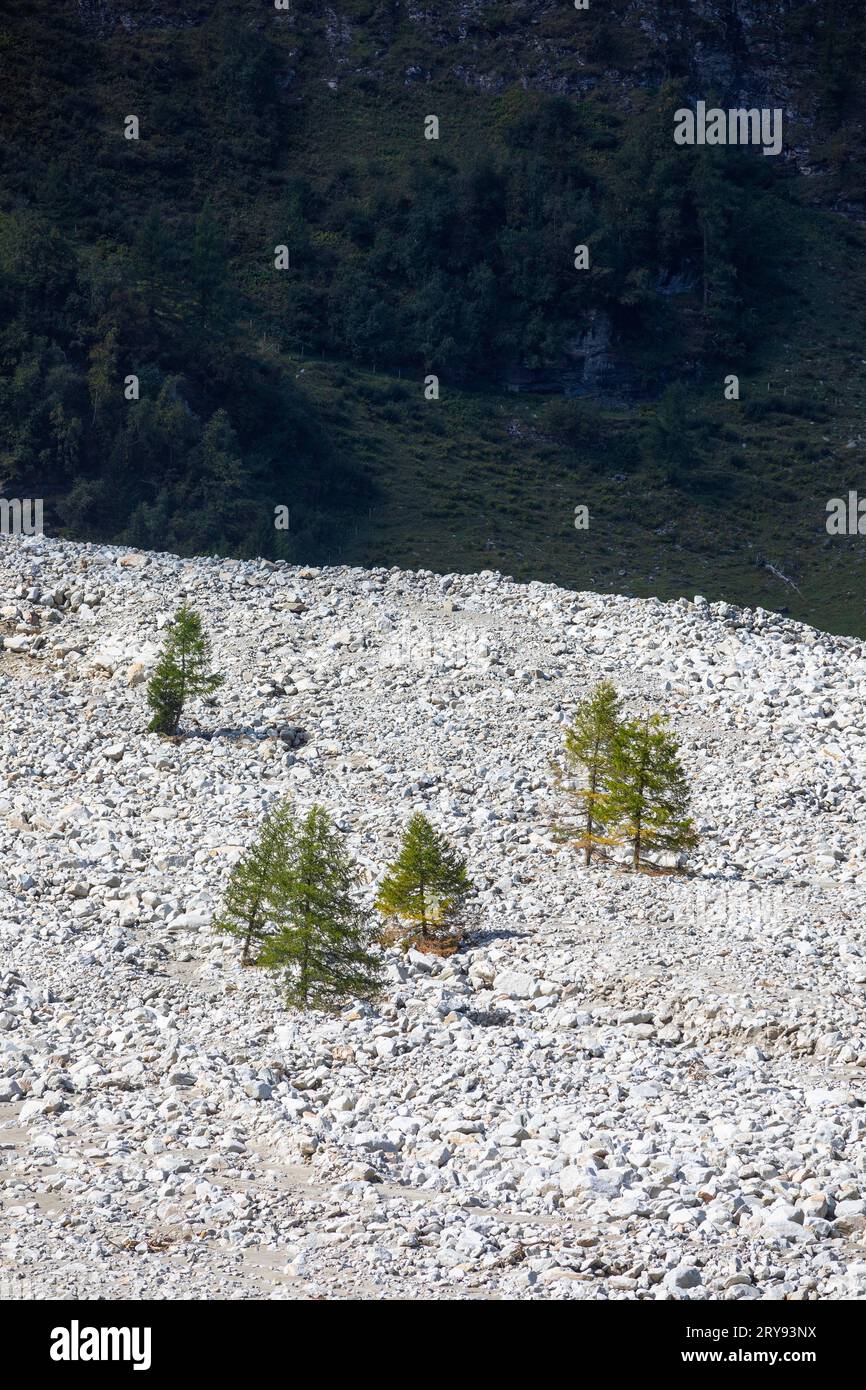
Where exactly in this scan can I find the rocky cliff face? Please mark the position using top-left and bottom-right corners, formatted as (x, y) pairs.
(73, 1), (836, 115)
(504, 310), (636, 397)
(413, 0), (803, 100)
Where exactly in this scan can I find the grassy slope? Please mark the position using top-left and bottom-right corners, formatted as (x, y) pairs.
(5, 3), (866, 634)
(274, 78), (866, 635)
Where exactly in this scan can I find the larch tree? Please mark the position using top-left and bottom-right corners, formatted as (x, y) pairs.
(605, 714), (698, 870)
(214, 799), (296, 965)
(375, 812), (473, 942)
(258, 804), (382, 1010)
(146, 603), (224, 735)
(554, 679), (622, 867)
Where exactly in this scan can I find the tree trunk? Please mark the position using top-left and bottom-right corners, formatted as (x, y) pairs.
(242, 907), (261, 966)
(632, 721), (649, 870)
(300, 934), (309, 1003)
(299, 888), (311, 1003)
(584, 765), (596, 868)
(585, 730), (602, 867)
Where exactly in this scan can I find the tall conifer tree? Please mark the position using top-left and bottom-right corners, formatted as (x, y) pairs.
(555, 680), (622, 866)
(605, 714), (698, 870)
(259, 805), (381, 1009)
(375, 813), (473, 941)
(146, 604), (224, 735)
(215, 800), (295, 965)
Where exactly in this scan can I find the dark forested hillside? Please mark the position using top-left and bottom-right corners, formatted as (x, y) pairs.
(2, 1), (866, 631)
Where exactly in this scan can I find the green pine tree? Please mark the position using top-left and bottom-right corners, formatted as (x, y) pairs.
(146, 604), (224, 735)
(375, 812), (473, 942)
(646, 382), (696, 486)
(605, 715), (698, 871)
(258, 805), (382, 1010)
(133, 208), (174, 320)
(214, 799), (296, 965)
(190, 199), (231, 331)
(690, 150), (746, 356)
(554, 680), (622, 866)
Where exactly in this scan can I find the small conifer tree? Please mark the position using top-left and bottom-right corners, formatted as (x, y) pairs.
(146, 604), (224, 735)
(215, 800), (296, 965)
(258, 805), (381, 1009)
(375, 812), (473, 941)
(604, 715), (698, 870)
(554, 680), (621, 866)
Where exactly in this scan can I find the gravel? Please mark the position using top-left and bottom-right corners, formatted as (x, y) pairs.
(1, 534), (865, 1301)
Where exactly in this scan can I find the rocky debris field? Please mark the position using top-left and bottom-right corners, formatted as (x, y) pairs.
(1, 535), (866, 1301)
